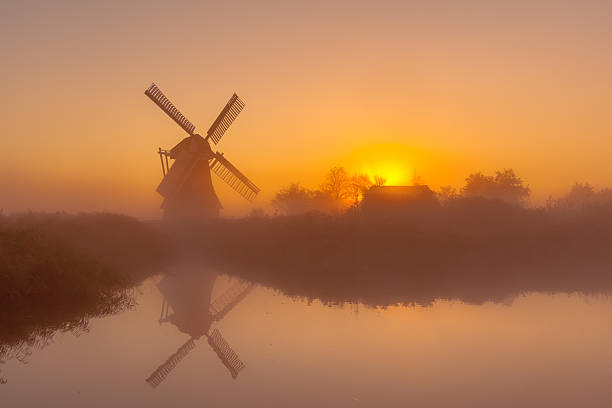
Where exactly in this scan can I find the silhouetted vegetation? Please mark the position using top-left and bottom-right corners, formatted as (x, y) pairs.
(271, 183), (338, 215)
(2, 171), (612, 382)
(0, 212), (170, 383)
(0, 212), (169, 302)
(273, 167), (532, 215)
(547, 182), (612, 213)
(272, 166), (385, 215)
(199, 179), (612, 308)
(461, 168), (531, 204)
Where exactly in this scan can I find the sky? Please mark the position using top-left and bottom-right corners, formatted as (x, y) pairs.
(2, 0), (612, 217)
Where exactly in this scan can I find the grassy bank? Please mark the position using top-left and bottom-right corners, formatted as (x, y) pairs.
(0, 212), (170, 377)
(0, 212), (169, 302)
(199, 198), (612, 306)
(4, 202), (611, 312)
(2, 201), (612, 376)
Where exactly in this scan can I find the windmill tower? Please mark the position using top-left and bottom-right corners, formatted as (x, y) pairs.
(146, 271), (254, 387)
(144, 83), (260, 219)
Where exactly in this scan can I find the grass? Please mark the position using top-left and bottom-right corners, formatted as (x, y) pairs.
(2, 200), (612, 381)
(197, 198), (612, 307)
(0, 212), (170, 382)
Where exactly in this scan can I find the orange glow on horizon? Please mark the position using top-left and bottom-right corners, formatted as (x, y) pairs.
(341, 143), (426, 187)
(2, 2), (612, 217)
(362, 165), (407, 186)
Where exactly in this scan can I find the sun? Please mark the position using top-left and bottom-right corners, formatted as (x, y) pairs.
(363, 164), (407, 186)
(341, 142), (426, 186)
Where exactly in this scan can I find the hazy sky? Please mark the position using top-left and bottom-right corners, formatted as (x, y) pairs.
(2, 1), (611, 217)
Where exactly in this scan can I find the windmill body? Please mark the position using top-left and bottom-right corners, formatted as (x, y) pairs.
(145, 83), (260, 220)
(158, 135), (222, 219)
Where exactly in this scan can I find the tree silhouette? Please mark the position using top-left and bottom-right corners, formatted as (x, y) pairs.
(320, 166), (352, 201)
(437, 186), (459, 202)
(271, 182), (338, 215)
(462, 169), (530, 204)
(348, 174), (373, 205)
(565, 182), (596, 204)
(549, 182), (612, 210)
(271, 183), (316, 215)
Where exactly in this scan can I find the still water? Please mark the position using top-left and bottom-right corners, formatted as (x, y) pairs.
(3, 269), (612, 407)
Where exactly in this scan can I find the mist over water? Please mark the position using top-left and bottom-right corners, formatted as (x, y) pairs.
(2, 201), (612, 406)
(3, 1), (612, 404)
(3, 271), (612, 407)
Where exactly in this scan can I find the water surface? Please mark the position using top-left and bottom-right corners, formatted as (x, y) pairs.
(2, 269), (612, 407)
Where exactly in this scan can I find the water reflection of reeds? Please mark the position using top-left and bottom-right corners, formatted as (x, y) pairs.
(196, 200), (612, 307)
(0, 212), (170, 383)
(3, 200), (612, 383)
(0, 288), (135, 384)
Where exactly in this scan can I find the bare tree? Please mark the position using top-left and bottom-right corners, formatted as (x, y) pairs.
(320, 166), (352, 201)
(348, 174), (373, 205)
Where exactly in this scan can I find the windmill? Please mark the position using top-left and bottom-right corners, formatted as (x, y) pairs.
(146, 271), (254, 388)
(144, 83), (260, 219)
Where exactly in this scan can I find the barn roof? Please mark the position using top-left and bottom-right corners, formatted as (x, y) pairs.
(365, 185), (434, 197)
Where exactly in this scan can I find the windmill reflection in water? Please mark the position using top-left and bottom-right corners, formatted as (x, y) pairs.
(146, 270), (254, 388)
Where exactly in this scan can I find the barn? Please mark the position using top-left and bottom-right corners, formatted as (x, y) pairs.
(360, 185), (438, 214)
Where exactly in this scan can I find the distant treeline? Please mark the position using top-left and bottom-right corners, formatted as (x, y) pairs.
(270, 166), (612, 215)
(199, 172), (612, 307)
(2, 170), (612, 381)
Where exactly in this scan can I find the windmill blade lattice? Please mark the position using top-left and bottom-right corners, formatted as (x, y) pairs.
(207, 329), (246, 379)
(145, 83), (196, 135)
(210, 154), (260, 201)
(206, 93), (245, 145)
(210, 281), (254, 321)
(146, 338), (196, 388)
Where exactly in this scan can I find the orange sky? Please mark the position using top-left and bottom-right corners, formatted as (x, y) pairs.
(2, 1), (612, 217)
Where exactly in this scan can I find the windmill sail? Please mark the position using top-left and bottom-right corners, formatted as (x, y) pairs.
(207, 329), (246, 379)
(145, 83), (259, 218)
(210, 281), (254, 321)
(210, 154), (260, 201)
(145, 83), (196, 135)
(206, 93), (245, 145)
(146, 338), (196, 388)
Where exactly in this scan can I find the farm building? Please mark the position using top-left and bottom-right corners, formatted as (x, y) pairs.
(360, 185), (438, 214)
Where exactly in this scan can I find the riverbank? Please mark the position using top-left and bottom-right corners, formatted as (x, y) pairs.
(3, 201), (612, 352)
(199, 199), (612, 306)
(0, 212), (170, 363)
